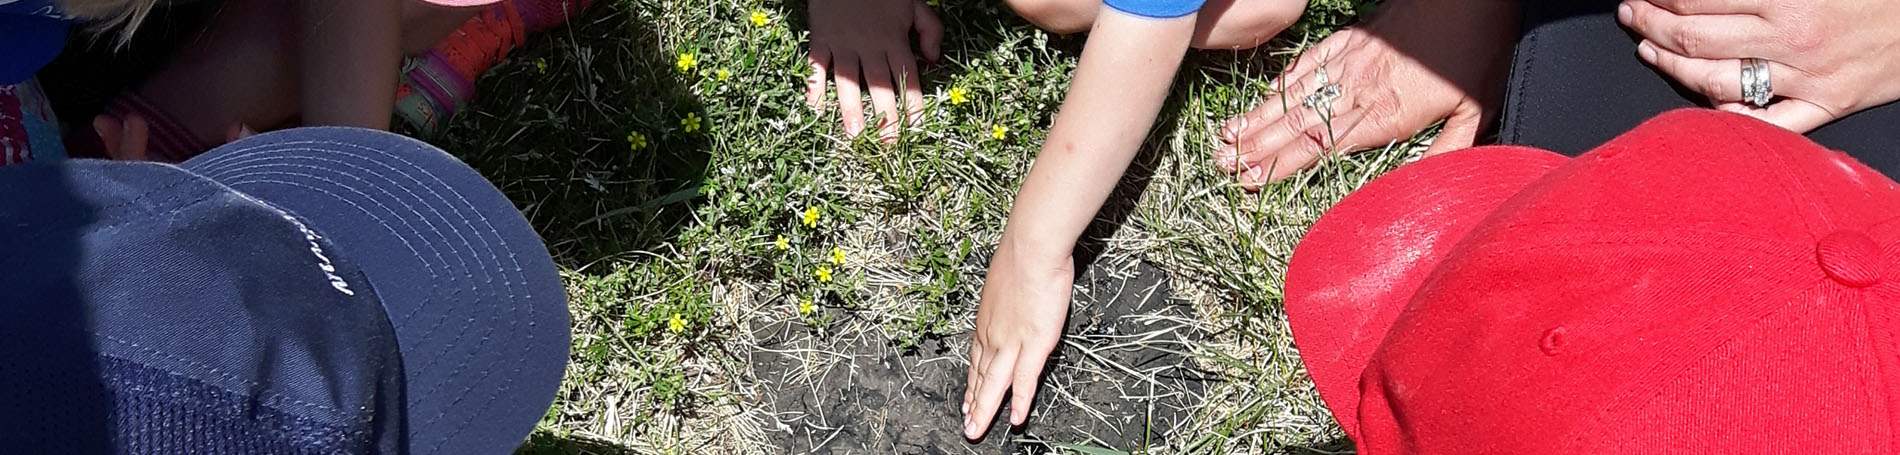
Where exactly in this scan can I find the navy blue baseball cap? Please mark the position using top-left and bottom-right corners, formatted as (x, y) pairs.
(0, 127), (569, 453)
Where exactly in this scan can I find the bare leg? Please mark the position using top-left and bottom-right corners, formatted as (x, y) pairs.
(403, 2), (488, 55)
(1004, 0), (1304, 50)
(133, 0), (481, 145)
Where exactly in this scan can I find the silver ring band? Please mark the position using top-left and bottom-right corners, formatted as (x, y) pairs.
(1741, 58), (1773, 107)
(1303, 67), (1343, 112)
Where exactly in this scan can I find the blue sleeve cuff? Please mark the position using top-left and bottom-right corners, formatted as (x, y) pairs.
(1101, 0), (1205, 18)
(0, 16), (69, 85)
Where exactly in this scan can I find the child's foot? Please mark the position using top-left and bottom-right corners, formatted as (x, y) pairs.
(394, 0), (596, 132)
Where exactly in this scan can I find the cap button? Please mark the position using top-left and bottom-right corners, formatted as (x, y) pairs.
(1817, 231), (1884, 288)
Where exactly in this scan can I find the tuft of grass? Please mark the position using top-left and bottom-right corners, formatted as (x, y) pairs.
(426, 0), (1411, 453)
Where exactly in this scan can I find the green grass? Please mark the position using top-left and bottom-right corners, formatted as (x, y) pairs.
(419, 0), (1430, 452)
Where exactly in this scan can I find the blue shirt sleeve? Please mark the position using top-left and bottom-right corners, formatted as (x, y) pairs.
(1102, 0), (1206, 18)
(1, 0), (74, 85)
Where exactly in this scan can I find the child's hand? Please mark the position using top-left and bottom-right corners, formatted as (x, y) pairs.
(962, 243), (1074, 440)
(805, 0), (943, 142)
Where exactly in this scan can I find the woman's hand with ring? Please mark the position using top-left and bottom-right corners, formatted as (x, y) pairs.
(1216, 0), (1519, 187)
(1619, 0), (1900, 132)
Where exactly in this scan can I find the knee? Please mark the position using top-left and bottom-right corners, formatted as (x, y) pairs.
(1006, 0), (1097, 35)
(1190, 0), (1305, 50)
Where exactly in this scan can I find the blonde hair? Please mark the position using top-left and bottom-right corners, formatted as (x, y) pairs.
(57, 0), (163, 47)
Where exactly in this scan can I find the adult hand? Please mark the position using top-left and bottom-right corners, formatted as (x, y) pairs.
(805, 0), (943, 142)
(962, 243), (1073, 440)
(1215, 0), (1520, 187)
(1620, 0), (1900, 133)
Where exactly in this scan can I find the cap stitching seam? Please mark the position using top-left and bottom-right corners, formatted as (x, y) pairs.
(97, 335), (348, 416)
(1567, 278), (1830, 453)
(1738, 119), (1835, 236)
(1562, 276), (1828, 452)
(187, 135), (545, 450)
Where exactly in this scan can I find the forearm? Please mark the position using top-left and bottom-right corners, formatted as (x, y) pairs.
(999, 10), (1196, 262)
(297, 0), (402, 129)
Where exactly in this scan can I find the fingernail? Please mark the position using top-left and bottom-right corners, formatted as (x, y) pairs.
(1218, 149), (1238, 172)
(1244, 166), (1265, 183)
(962, 402), (969, 415)
(1617, 2), (1633, 24)
(1637, 41), (1657, 63)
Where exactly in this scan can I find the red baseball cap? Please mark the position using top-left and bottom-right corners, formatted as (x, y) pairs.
(1285, 109), (1900, 453)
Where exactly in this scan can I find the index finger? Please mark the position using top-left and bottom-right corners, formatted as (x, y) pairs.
(1619, 0), (1770, 58)
(1640, 0), (1761, 16)
(964, 347), (1018, 440)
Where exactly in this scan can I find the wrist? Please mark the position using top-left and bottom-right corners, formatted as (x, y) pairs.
(996, 228), (1076, 270)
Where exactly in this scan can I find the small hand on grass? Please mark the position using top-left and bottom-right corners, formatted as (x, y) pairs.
(962, 242), (1073, 440)
(805, 0), (943, 142)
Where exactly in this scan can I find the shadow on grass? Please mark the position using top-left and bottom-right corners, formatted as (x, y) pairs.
(516, 432), (643, 455)
(1282, 437), (1355, 454)
(431, 2), (712, 270)
(403, 4), (719, 453)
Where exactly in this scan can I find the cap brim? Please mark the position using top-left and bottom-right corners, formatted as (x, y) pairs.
(181, 127), (568, 454)
(1284, 145), (1565, 440)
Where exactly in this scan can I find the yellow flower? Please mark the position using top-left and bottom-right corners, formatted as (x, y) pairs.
(948, 87), (968, 105)
(676, 52), (697, 73)
(830, 247), (846, 265)
(802, 206), (820, 228)
(816, 267), (833, 283)
(627, 131), (648, 151)
(750, 10), (770, 27)
(681, 113), (702, 133)
(991, 124), (1008, 140)
(535, 58), (548, 74)
(798, 298), (815, 316)
(667, 313), (686, 333)
(774, 235), (789, 250)
(716, 68), (731, 81)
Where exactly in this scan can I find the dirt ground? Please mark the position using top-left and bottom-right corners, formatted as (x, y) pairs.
(750, 258), (1214, 453)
